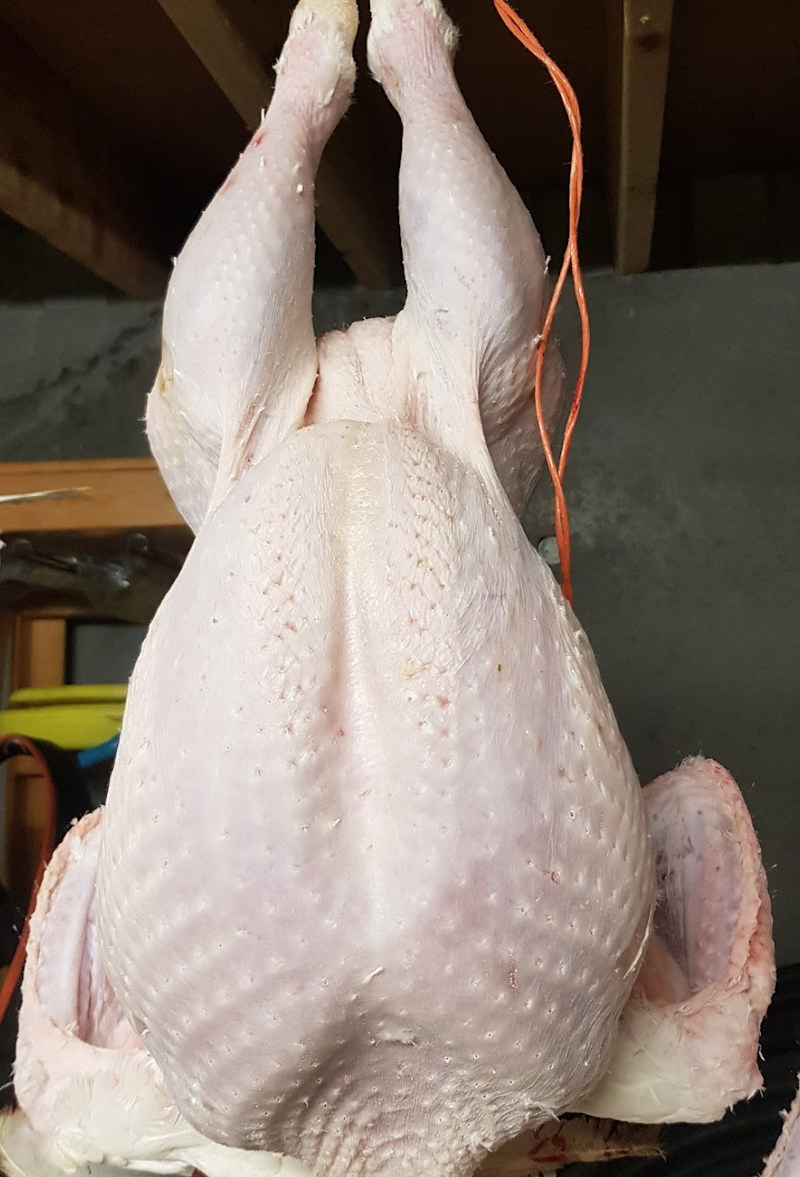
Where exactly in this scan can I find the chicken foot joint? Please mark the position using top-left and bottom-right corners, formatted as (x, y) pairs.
(0, 0), (777, 1175)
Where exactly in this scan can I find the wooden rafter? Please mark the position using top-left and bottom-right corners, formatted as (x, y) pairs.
(4, 610), (68, 904)
(606, 0), (675, 273)
(153, 0), (401, 289)
(150, 0), (269, 129)
(0, 20), (169, 298)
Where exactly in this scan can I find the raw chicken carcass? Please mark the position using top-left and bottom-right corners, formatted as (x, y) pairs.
(0, 811), (312, 1177)
(0, 1), (775, 1174)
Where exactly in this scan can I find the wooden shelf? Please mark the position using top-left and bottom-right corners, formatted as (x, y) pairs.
(0, 457), (184, 533)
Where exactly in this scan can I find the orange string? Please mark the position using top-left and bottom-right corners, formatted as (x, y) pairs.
(0, 736), (58, 1024)
(493, 0), (591, 606)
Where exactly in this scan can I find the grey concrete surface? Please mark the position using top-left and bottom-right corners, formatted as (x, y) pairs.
(0, 264), (798, 962)
(0, 290), (406, 462)
(550, 265), (800, 966)
(0, 300), (159, 461)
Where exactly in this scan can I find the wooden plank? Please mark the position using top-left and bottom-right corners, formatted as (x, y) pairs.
(606, 0), (674, 273)
(153, 0), (401, 288)
(11, 616), (67, 692)
(3, 757), (49, 905)
(0, 18), (169, 298)
(0, 459), (183, 533)
(4, 612), (68, 904)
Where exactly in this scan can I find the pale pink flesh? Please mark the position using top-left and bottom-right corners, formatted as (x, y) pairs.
(0, 812), (314, 1177)
(5, 761), (772, 1175)
(98, 3), (654, 1172)
(3, 0), (776, 1175)
(576, 758), (775, 1124)
(0, 810), (191, 1175)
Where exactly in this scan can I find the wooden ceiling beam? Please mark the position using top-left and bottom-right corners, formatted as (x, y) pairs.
(153, 0), (401, 289)
(0, 20), (169, 298)
(150, 0), (269, 129)
(606, 0), (674, 273)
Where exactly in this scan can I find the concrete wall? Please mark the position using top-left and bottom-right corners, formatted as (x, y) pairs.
(1, 264), (798, 962)
(550, 265), (800, 968)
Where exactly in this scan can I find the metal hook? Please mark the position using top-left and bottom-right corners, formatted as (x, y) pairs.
(12, 538), (79, 575)
(126, 533), (182, 573)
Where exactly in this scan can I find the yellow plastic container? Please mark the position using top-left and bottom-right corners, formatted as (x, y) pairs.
(0, 685), (127, 750)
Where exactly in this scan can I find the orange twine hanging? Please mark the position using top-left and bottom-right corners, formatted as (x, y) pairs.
(493, 0), (590, 606)
(0, 735), (57, 1025)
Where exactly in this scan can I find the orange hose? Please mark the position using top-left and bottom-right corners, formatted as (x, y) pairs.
(0, 736), (58, 1024)
(493, 0), (591, 606)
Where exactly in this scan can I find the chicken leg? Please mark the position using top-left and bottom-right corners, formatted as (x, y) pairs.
(146, 0), (358, 531)
(368, 0), (565, 512)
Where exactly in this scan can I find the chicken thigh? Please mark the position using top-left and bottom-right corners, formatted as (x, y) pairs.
(0, 1), (775, 1175)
